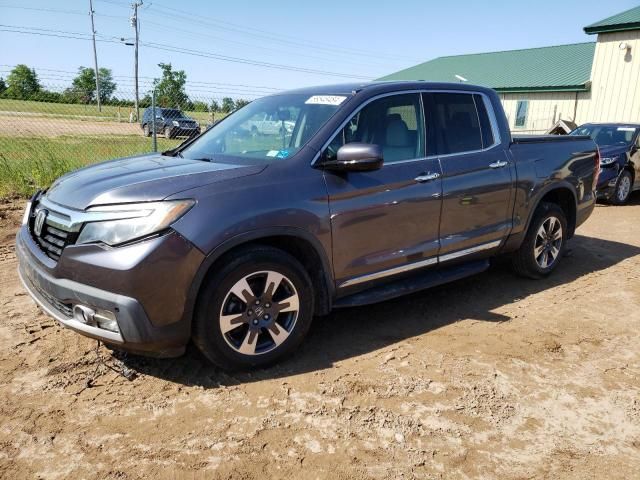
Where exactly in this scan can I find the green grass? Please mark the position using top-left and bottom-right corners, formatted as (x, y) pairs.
(0, 98), (227, 124)
(0, 135), (181, 198)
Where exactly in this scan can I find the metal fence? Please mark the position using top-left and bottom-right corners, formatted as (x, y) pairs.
(0, 83), (247, 198)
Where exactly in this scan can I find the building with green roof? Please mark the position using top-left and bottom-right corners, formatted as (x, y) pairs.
(379, 6), (640, 133)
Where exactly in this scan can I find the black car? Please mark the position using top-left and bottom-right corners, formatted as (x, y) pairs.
(141, 107), (201, 139)
(570, 123), (640, 204)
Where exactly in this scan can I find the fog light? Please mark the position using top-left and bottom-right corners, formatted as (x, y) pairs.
(94, 309), (120, 333)
(73, 305), (95, 325)
(72, 305), (119, 333)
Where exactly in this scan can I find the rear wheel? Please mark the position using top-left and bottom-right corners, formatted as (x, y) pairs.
(612, 170), (632, 205)
(512, 202), (567, 279)
(193, 246), (314, 370)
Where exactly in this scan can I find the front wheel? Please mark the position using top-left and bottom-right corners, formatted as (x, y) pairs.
(612, 170), (632, 205)
(512, 202), (567, 279)
(193, 246), (314, 370)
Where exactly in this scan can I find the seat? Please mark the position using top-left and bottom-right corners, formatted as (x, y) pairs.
(383, 118), (416, 162)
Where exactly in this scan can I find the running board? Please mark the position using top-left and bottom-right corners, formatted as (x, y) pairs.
(333, 259), (490, 308)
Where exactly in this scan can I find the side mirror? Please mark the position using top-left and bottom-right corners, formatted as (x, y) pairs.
(322, 143), (383, 172)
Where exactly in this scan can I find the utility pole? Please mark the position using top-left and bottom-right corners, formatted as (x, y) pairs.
(89, 0), (101, 111)
(131, 1), (143, 121)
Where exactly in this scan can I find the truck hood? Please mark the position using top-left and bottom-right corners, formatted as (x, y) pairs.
(46, 153), (265, 210)
(597, 145), (630, 158)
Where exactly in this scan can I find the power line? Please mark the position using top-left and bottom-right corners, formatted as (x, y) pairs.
(0, 64), (282, 91)
(0, 4), (126, 19)
(145, 1), (420, 62)
(0, 25), (373, 79)
(139, 18), (391, 71)
(1, 2), (420, 65)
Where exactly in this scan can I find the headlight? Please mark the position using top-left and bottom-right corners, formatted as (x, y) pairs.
(77, 200), (194, 246)
(600, 156), (618, 166)
(21, 201), (32, 225)
(172, 120), (180, 127)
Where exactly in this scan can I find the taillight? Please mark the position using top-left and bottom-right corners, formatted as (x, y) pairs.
(592, 147), (601, 192)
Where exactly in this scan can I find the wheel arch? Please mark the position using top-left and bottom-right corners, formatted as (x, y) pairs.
(181, 228), (334, 331)
(504, 182), (578, 252)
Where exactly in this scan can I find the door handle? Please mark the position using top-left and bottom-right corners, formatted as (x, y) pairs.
(415, 172), (441, 182)
(489, 160), (508, 169)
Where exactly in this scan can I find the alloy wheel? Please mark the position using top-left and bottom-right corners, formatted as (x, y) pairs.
(219, 270), (300, 356)
(534, 216), (563, 269)
(617, 175), (631, 202)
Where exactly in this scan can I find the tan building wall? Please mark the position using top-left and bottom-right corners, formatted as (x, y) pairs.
(499, 29), (640, 133)
(575, 30), (640, 123)
(499, 92), (580, 133)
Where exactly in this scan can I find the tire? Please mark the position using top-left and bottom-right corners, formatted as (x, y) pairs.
(193, 246), (314, 370)
(612, 170), (632, 205)
(512, 202), (568, 279)
(164, 126), (172, 139)
(143, 124), (150, 137)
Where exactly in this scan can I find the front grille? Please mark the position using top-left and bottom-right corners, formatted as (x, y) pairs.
(34, 223), (74, 261)
(26, 274), (73, 318)
(28, 199), (78, 262)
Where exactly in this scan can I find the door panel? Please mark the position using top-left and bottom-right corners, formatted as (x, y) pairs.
(423, 91), (514, 258)
(325, 158), (442, 285)
(438, 149), (514, 255)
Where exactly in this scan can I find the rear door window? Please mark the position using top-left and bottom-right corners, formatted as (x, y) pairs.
(425, 93), (483, 155)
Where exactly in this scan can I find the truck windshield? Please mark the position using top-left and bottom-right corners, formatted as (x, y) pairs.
(181, 93), (349, 163)
(571, 125), (638, 146)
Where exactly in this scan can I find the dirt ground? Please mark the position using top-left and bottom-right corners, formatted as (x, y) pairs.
(0, 195), (639, 480)
(0, 114), (141, 137)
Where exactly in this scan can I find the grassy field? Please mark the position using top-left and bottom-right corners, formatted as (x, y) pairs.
(0, 98), (226, 124)
(0, 135), (181, 198)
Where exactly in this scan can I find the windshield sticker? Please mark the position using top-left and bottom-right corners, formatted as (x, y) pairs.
(617, 127), (636, 131)
(266, 150), (280, 157)
(305, 95), (347, 106)
(276, 150), (290, 159)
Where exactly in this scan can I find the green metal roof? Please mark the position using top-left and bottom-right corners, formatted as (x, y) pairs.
(584, 6), (640, 34)
(378, 42), (596, 93)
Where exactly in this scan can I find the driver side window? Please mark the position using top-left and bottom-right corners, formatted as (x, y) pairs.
(324, 93), (425, 164)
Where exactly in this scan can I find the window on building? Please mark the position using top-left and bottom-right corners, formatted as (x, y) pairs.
(515, 100), (529, 128)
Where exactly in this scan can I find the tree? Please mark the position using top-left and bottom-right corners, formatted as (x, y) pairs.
(191, 100), (209, 112)
(68, 67), (117, 104)
(221, 97), (235, 113)
(0, 77), (6, 96)
(5, 64), (40, 99)
(210, 99), (220, 112)
(153, 63), (189, 108)
(234, 99), (250, 109)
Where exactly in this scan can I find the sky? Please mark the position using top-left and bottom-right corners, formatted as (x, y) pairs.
(1, 0), (638, 101)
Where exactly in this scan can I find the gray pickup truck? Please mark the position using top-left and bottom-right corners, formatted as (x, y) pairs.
(16, 82), (599, 370)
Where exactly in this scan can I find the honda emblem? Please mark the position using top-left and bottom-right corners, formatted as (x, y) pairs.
(34, 209), (48, 237)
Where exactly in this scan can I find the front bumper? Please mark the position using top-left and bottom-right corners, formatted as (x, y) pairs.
(171, 126), (200, 137)
(16, 226), (204, 357)
(596, 166), (620, 199)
